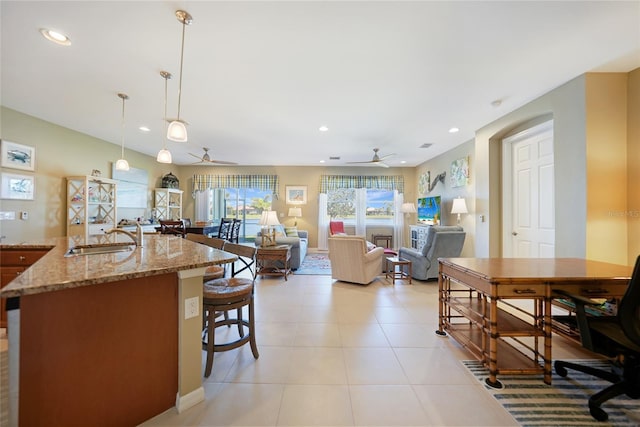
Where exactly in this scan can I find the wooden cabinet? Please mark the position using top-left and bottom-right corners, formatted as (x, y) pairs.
(0, 248), (49, 327)
(409, 225), (430, 250)
(154, 188), (183, 221)
(67, 176), (117, 242)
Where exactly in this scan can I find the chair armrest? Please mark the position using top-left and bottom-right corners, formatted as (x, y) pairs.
(398, 247), (421, 259)
(297, 230), (308, 239)
(552, 289), (605, 351)
(364, 246), (384, 263)
(553, 289), (604, 307)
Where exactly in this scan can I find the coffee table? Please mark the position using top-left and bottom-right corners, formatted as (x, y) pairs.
(385, 256), (412, 284)
(256, 244), (292, 280)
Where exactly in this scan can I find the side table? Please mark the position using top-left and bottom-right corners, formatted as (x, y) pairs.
(256, 244), (292, 281)
(385, 256), (412, 284)
(372, 234), (393, 249)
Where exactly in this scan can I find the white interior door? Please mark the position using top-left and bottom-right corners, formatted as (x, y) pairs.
(502, 121), (555, 258)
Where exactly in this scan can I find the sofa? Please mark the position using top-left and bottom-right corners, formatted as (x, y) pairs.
(398, 225), (466, 280)
(257, 224), (308, 270)
(328, 235), (385, 285)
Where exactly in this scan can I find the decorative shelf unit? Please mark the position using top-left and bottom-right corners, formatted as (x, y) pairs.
(154, 188), (183, 221)
(409, 225), (430, 250)
(67, 176), (117, 241)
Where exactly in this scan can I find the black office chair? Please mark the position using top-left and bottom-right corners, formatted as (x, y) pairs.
(554, 255), (640, 421)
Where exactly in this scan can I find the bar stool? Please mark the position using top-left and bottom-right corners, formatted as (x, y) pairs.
(186, 233), (226, 280)
(202, 242), (258, 377)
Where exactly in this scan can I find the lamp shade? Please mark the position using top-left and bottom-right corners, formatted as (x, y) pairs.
(400, 203), (417, 213)
(259, 210), (280, 226)
(167, 120), (187, 142)
(115, 158), (129, 171)
(288, 207), (302, 218)
(156, 149), (172, 164)
(451, 198), (468, 214)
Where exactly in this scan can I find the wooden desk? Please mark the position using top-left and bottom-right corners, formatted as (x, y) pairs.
(437, 257), (632, 387)
(256, 245), (291, 280)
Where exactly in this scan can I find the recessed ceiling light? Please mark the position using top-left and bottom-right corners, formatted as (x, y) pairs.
(449, 127), (459, 133)
(139, 126), (151, 132)
(319, 125), (329, 132)
(39, 28), (71, 46)
(400, 160), (407, 164)
(319, 160), (326, 163)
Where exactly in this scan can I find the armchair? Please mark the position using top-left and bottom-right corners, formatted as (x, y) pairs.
(328, 235), (384, 285)
(553, 255), (640, 422)
(398, 225), (465, 280)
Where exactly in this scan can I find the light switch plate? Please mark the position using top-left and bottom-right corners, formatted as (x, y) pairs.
(184, 296), (199, 320)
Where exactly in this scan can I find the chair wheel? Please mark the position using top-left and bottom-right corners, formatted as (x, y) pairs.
(589, 405), (608, 422)
(554, 361), (568, 377)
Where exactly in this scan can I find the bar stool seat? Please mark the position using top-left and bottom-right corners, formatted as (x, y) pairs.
(203, 265), (225, 281)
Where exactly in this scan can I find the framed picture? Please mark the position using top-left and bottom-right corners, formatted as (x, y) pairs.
(1, 172), (35, 200)
(1, 140), (36, 171)
(285, 185), (307, 205)
(450, 156), (470, 188)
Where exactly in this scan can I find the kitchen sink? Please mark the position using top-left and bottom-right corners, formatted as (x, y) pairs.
(64, 244), (134, 257)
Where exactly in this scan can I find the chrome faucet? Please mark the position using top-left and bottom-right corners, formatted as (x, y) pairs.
(106, 222), (143, 247)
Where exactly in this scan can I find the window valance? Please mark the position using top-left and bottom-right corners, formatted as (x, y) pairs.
(192, 174), (280, 197)
(319, 175), (404, 194)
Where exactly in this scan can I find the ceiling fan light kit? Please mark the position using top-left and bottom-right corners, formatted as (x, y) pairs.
(167, 10), (192, 143)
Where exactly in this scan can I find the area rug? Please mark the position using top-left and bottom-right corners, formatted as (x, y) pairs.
(295, 253), (331, 275)
(462, 359), (640, 427)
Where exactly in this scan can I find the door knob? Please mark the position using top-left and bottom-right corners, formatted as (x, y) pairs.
(512, 231), (518, 236)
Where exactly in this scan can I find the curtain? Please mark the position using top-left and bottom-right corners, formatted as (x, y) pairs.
(319, 174), (404, 193)
(192, 174), (279, 198)
(318, 193), (329, 250)
(194, 190), (210, 222)
(355, 188), (366, 236)
(393, 191), (404, 249)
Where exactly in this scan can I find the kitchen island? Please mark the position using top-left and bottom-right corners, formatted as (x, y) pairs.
(0, 234), (237, 427)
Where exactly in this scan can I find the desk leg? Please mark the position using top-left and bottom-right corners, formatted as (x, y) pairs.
(543, 296), (552, 385)
(486, 296), (503, 388)
(436, 269), (446, 336)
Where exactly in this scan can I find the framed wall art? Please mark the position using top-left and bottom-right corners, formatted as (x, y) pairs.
(285, 185), (307, 205)
(1, 140), (36, 171)
(1, 172), (35, 200)
(450, 156), (470, 188)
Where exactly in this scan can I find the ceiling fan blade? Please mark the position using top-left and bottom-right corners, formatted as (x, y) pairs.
(376, 162), (390, 168)
(204, 159), (238, 165)
(378, 153), (396, 161)
(346, 160), (375, 164)
(188, 152), (204, 160)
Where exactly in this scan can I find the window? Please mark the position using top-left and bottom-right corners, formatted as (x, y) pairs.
(327, 188), (394, 224)
(205, 188), (272, 241)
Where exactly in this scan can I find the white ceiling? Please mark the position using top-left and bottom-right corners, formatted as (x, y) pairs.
(2, 1), (639, 167)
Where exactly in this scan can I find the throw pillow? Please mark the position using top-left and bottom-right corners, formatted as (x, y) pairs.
(285, 226), (299, 237)
(366, 241), (376, 252)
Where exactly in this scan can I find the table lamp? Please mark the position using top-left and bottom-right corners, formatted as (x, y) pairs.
(259, 210), (280, 246)
(288, 207), (302, 226)
(400, 202), (417, 220)
(451, 197), (468, 225)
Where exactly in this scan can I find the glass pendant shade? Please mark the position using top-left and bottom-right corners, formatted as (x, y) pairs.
(115, 158), (130, 171)
(167, 120), (187, 142)
(156, 149), (172, 164)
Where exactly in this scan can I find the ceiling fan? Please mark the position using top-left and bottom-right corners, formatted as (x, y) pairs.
(189, 147), (237, 165)
(347, 148), (395, 168)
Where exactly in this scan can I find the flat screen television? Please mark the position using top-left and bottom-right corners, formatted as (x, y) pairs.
(417, 196), (441, 224)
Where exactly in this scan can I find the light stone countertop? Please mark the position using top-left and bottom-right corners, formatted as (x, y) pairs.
(0, 234), (237, 298)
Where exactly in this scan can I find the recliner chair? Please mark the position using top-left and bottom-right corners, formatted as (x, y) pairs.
(554, 255), (640, 421)
(398, 225), (465, 280)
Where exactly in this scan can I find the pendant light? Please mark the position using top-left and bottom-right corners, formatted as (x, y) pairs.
(167, 10), (192, 142)
(156, 71), (173, 164)
(115, 93), (130, 171)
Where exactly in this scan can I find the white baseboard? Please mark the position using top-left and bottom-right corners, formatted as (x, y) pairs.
(175, 386), (205, 413)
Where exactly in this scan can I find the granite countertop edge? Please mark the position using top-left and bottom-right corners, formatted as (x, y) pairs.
(1, 235), (237, 298)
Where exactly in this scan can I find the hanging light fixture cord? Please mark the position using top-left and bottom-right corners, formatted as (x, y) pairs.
(119, 93), (128, 157)
(161, 71), (171, 147)
(175, 10), (192, 121)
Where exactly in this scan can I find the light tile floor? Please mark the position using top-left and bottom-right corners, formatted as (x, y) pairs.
(141, 272), (598, 427)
